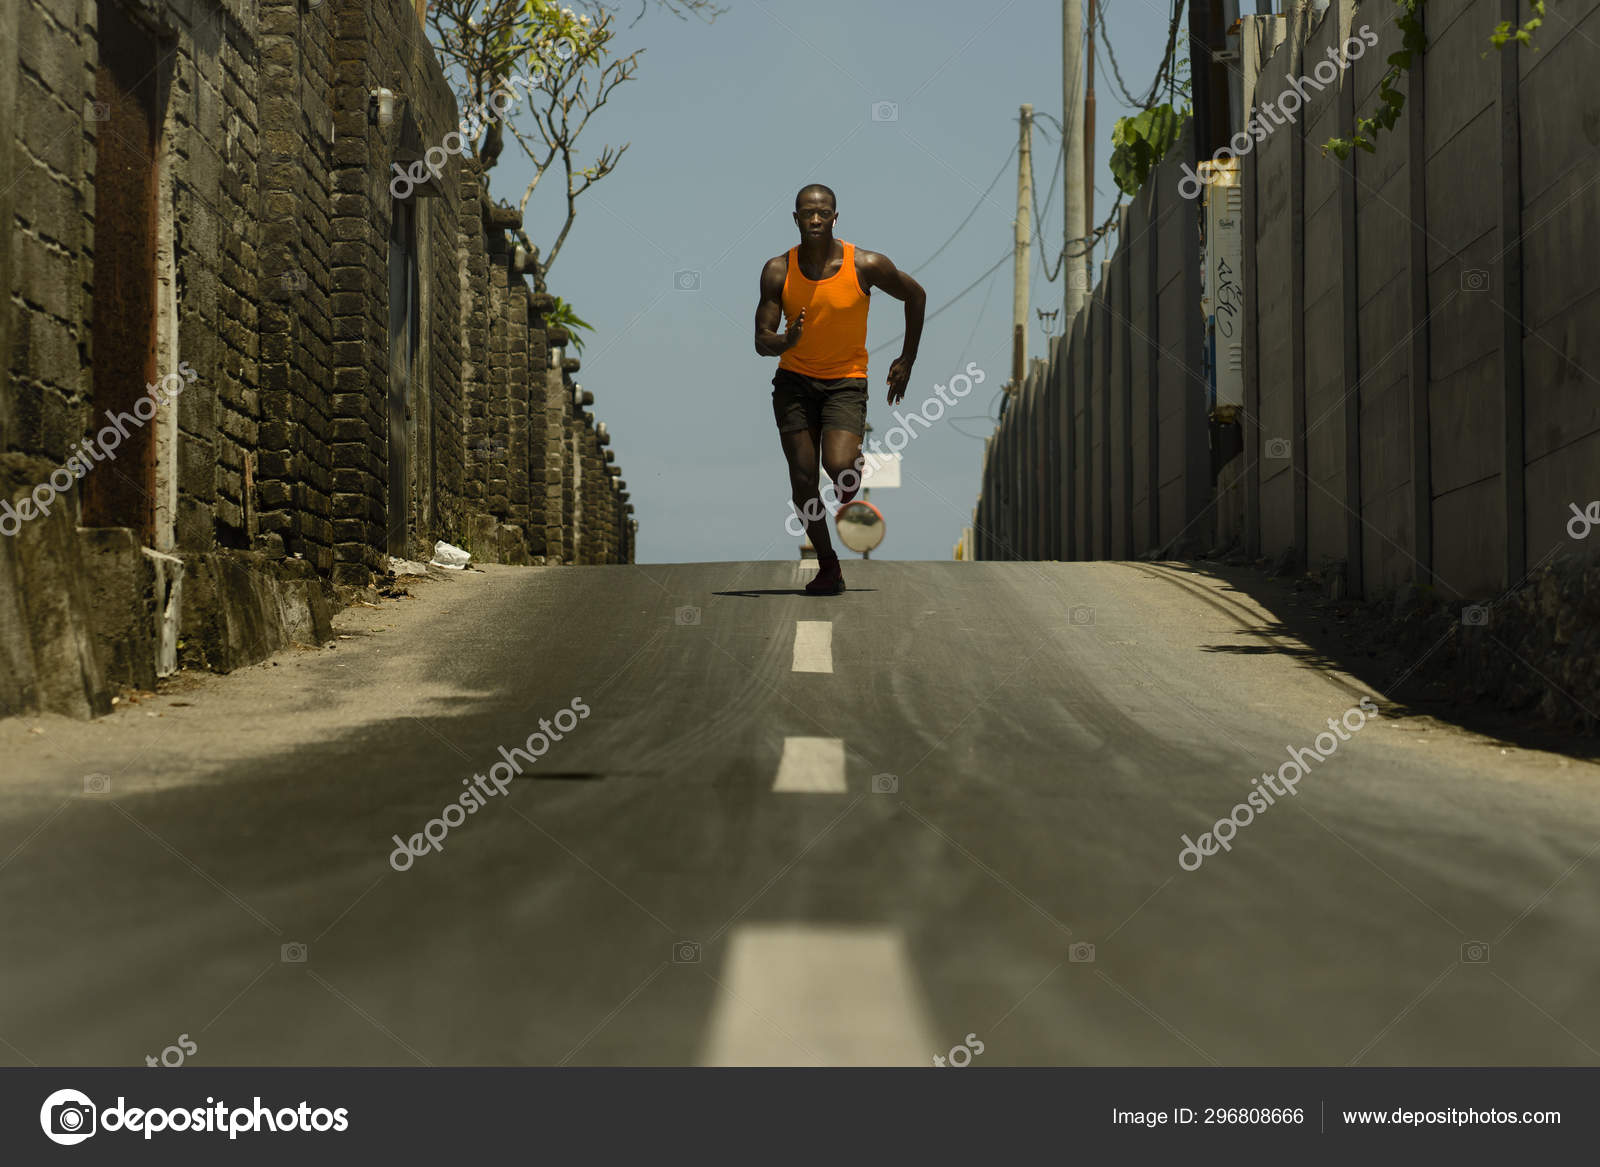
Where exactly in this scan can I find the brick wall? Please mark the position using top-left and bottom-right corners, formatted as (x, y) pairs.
(1, 0), (635, 719)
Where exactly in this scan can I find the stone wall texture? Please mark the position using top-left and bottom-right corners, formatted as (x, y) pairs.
(1, 0), (636, 719)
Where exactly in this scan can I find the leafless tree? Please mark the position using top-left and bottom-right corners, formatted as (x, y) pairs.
(426, 0), (720, 284)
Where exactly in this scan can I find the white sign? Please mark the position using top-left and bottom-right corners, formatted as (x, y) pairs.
(861, 452), (901, 489)
(1201, 158), (1244, 413)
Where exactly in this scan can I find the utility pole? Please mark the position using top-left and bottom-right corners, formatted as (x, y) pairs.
(1085, 0), (1096, 265)
(1188, 0), (1234, 161)
(1062, 0), (1086, 315)
(1207, 1), (1233, 149)
(1012, 104), (1033, 389)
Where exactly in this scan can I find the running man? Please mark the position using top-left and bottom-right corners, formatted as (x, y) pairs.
(754, 184), (926, 595)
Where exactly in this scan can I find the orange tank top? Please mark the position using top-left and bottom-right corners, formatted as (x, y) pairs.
(778, 240), (870, 379)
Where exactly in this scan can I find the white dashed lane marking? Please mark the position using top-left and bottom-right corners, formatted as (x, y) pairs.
(698, 924), (939, 1066)
(771, 736), (846, 793)
(791, 620), (833, 673)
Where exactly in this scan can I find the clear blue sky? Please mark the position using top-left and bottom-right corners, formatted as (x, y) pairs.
(481, 0), (1180, 563)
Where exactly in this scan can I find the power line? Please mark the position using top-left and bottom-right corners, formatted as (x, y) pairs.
(1029, 118), (1066, 282)
(872, 247), (1015, 355)
(1094, 0), (1163, 108)
(909, 143), (1017, 277)
(960, 252), (1003, 356)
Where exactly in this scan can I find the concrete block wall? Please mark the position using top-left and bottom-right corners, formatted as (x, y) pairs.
(1108, 232), (1133, 560)
(1127, 185), (1158, 551)
(1, 0), (635, 720)
(1299, 2), (1353, 581)
(986, 119), (1209, 565)
(1068, 306), (1088, 558)
(1253, 29), (1300, 563)
(975, 0), (1599, 610)
(1088, 267), (1108, 558)
(1031, 356), (1049, 558)
(1423, 0), (1505, 598)
(1351, 5), (1417, 597)
(1508, 0), (1600, 575)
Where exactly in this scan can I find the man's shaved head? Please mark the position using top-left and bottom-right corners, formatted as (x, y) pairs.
(795, 183), (837, 212)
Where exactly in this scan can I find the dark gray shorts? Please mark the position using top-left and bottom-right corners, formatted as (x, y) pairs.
(771, 368), (868, 436)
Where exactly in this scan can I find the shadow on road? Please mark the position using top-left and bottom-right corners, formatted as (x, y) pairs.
(1174, 561), (1600, 762)
(712, 588), (879, 597)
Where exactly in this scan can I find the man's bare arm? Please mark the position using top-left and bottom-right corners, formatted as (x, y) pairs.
(754, 256), (804, 357)
(858, 251), (926, 404)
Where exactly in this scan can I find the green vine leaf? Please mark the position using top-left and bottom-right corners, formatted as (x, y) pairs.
(1322, 0), (1425, 159)
(1110, 103), (1184, 196)
(546, 296), (594, 353)
(1487, 0), (1544, 54)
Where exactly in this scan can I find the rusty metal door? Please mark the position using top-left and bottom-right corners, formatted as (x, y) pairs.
(86, 0), (163, 538)
(386, 199), (418, 558)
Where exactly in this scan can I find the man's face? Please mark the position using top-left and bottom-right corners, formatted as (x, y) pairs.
(793, 196), (837, 239)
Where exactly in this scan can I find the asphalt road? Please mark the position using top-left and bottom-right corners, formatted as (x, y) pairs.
(2, 559), (1597, 1067)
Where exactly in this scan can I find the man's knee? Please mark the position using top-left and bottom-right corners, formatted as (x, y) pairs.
(824, 459), (863, 495)
(788, 471), (820, 498)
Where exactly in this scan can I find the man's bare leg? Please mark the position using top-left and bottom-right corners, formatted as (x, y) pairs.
(780, 426), (834, 557)
(779, 426), (848, 594)
(821, 428), (865, 506)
